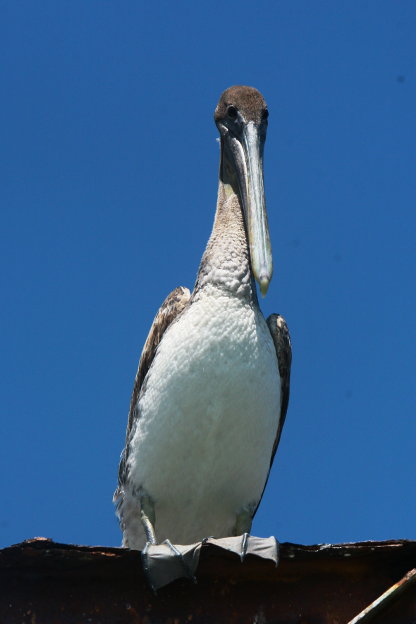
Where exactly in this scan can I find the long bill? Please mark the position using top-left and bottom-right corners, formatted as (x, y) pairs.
(226, 121), (273, 296)
(242, 122), (272, 296)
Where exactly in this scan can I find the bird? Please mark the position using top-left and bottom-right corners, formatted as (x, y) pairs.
(114, 85), (291, 552)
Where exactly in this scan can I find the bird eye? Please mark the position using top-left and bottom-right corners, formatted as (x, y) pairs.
(227, 105), (238, 120)
(262, 109), (269, 121)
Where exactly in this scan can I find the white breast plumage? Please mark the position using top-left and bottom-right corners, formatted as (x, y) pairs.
(124, 288), (281, 548)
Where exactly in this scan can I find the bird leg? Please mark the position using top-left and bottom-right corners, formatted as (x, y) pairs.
(139, 491), (157, 544)
(141, 509), (157, 544)
(234, 505), (255, 561)
(139, 490), (196, 589)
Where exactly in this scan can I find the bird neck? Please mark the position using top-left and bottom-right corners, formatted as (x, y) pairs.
(193, 160), (257, 303)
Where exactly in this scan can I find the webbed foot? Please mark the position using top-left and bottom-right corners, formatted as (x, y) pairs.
(164, 539), (197, 583)
(141, 540), (199, 591)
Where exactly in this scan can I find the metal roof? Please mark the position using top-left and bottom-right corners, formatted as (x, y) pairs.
(1, 537), (415, 623)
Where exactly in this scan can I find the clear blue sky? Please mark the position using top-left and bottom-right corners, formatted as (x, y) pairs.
(1, 1), (415, 550)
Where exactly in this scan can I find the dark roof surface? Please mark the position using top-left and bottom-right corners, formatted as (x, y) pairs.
(1, 537), (415, 623)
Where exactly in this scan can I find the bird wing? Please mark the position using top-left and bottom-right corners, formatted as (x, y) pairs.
(125, 285), (191, 442)
(266, 313), (292, 466)
(115, 286), (190, 496)
(252, 313), (291, 518)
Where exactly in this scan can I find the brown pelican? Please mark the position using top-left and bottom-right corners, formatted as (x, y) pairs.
(114, 86), (291, 552)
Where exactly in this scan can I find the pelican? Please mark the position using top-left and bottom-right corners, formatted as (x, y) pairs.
(114, 86), (291, 552)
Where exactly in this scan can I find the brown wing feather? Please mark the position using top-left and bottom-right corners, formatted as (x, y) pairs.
(252, 313), (291, 519)
(266, 313), (292, 467)
(125, 285), (191, 441)
(115, 286), (190, 496)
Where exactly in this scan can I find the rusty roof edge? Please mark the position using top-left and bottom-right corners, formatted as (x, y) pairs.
(1, 537), (415, 623)
(1, 536), (415, 560)
(281, 538), (415, 558)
